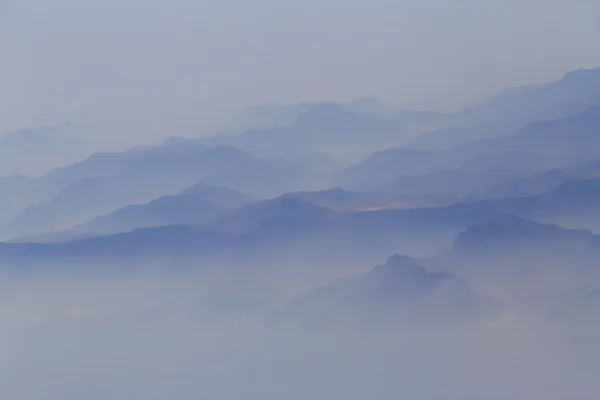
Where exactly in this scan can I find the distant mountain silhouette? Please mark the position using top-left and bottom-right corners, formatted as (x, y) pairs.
(404, 121), (520, 151)
(206, 101), (431, 161)
(449, 215), (593, 252)
(490, 179), (600, 217)
(1, 205), (596, 315)
(26, 179), (599, 261)
(0, 141), (332, 237)
(476, 178), (600, 232)
(2, 177), (150, 238)
(0, 175), (35, 223)
(0, 145), (261, 238)
(334, 148), (439, 187)
(4, 141), (256, 210)
(223, 102), (313, 132)
(211, 191), (499, 238)
(282, 254), (499, 329)
(338, 104), (600, 192)
(180, 183), (255, 208)
(488, 169), (571, 198)
(271, 188), (455, 212)
(211, 196), (336, 236)
(0, 122), (92, 176)
(431, 216), (597, 307)
(405, 67), (600, 149)
(450, 104), (600, 171)
(67, 184), (255, 237)
(359, 170), (522, 198)
(0, 196), (505, 270)
(488, 158), (600, 198)
(0, 225), (235, 268)
(224, 97), (441, 134)
(459, 67), (600, 124)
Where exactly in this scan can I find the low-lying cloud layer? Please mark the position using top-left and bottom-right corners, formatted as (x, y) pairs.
(0, 264), (599, 400)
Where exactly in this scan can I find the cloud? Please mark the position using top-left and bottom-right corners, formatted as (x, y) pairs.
(0, 268), (599, 400)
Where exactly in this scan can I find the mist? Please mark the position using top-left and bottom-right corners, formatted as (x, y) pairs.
(1, 267), (599, 400)
(1, 0), (599, 143)
(3, 0), (600, 398)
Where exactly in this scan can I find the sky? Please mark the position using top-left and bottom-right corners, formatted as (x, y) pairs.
(1, 0), (599, 143)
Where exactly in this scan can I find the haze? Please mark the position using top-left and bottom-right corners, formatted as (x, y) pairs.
(3, 1), (600, 398)
(1, 0), (599, 143)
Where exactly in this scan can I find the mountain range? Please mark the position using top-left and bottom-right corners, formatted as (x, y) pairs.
(336, 103), (600, 196)
(405, 67), (600, 150)
(0, 122), (93, 177)
(2, 65), (600, 329)
(0, 141), (335, 238)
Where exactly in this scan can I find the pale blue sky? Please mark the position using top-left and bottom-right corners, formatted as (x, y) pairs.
(1, 0), (599, 142)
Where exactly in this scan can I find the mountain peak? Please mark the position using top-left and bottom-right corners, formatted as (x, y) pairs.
(212, 195), (335, 235)
(560, 67), (600, 85)
(551, 178), (600, 197)
(365, 254), (446, 287)
(453, 215), (593, 250)
(367, 254), (424, 275)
